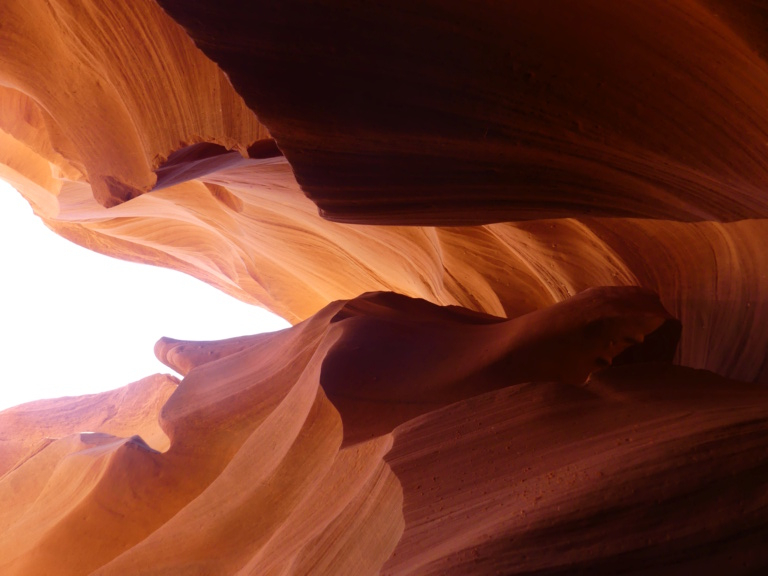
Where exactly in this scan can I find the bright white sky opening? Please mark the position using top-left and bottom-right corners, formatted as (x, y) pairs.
(0, 179), (290, 411)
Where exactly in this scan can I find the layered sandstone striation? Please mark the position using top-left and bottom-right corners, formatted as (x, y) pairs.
(5, 289), (766, 574)
(2, 0), (768, 574)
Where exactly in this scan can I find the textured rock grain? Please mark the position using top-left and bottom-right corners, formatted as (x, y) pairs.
(2, 1), (768, 574)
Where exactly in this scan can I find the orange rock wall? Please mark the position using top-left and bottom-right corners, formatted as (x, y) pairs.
(2, 291), (767, 574)
(2, 1), (768, 574)
(2, 1), (768, 383)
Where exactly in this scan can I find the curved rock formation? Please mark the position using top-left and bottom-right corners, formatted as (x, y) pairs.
(1, 1), (767, 381)
(1, 289), (766, 574)
(0, 374), (177, 477)
(2, 0), (768, 574)
(160, 0), (768, 225)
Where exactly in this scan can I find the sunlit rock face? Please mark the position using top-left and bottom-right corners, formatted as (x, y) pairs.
(2, 1), (768, 574)
(4, 289), (767, 575)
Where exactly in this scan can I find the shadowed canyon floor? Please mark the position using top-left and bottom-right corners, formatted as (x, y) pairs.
(2, 0), (768, 574)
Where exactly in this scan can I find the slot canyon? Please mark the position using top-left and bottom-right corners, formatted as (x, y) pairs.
(1, 1), (768, 574)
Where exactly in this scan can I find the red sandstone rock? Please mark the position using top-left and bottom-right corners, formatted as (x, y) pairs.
(5, 289), (763, 575)
(2, 1), (768, 574)
(160, 0), (768, 224)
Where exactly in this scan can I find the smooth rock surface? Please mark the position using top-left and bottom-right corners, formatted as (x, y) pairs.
(2, 2), (768, 574)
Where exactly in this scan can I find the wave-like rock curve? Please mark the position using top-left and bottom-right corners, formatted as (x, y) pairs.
(0, 289), (766, 574)
(3, 1), (768, 574)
